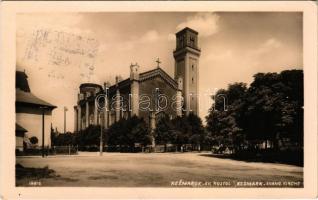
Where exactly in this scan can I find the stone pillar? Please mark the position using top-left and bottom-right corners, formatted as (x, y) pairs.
(130, 63), (140, 116)
(130, 83), (139, 116)
(115, 89), (121, 122)
(86, 101), (89, 128)
(74, 106), (78, 132)
(104, 98), (108, 129)
(149, 112), (156, 147)
(94, 99), (98, 125)
(176, 77), (183, 117)
(77, 105), (81, 131)
(103, 82), (110, 129)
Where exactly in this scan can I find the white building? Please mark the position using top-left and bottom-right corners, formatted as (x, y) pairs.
(16, 71), (56, 151)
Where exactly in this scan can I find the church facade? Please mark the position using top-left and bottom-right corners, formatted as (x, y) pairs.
(74, 27), (201, 138)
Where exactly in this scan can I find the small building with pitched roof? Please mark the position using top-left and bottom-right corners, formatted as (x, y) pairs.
(16, 71), (57, 151)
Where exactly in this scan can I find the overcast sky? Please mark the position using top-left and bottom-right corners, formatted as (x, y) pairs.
(16, 12), (302, 132)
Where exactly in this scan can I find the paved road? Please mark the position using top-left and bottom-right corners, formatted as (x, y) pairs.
(16, 152), (303, 187)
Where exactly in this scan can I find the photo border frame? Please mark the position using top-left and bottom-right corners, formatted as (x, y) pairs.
(0, 1), (317, 199)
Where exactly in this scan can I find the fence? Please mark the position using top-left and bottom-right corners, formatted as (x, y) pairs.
(16, 145), (78, 156)
(16, 144), (213, 155)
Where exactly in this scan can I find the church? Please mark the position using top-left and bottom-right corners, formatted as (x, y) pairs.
(74, 27), (201, 140)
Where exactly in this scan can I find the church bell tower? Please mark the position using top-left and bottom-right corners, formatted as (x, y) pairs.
(173, 27), (201, 115)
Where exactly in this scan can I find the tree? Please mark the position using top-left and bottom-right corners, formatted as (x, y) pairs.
(206, 83), (247, 151)
(74, 125), (106, 150)
(154, 113), (206, 151)
(29, 136), (38, 145)
(171, 116), (190, 149)
(125, 116), (151, 148)
(154, 114), (174, 150)
(245, 70), (303, 148)
(187, 113), (206, 150)
(54, 132), (76, 146)
(206, 69), (303, 152)
(50, 126), (57, 146)
(107, 116), (151, 151)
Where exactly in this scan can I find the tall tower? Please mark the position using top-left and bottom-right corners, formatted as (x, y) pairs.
(173, 27), (201, 115)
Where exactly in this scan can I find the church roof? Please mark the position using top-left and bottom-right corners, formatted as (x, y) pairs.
(139, 67), (178, 90)
(108, 67), (178, 92)
(16, 123), (28, 133)
(16, 70), (56, 109)
(16, 71), (31, 92)
(108, 78), (130, 92)
(80, 83), (103, 90)
(16, 88), (57, 109)
(176, 27), (199, 36)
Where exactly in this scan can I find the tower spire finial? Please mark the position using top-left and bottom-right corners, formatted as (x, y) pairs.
(156, 58), (161, 68)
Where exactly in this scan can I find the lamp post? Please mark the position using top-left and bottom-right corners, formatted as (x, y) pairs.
(96, 91), (108, 156)
(40, 106), (48, 158)
(64, 106), (68, 134)
(99, 112), (103, 156)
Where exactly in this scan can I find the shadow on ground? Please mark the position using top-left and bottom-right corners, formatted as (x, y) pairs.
(200, 153), (303, 167)
(16, 164), (58, 180)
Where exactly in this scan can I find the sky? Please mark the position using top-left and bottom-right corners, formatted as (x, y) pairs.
(16, 12), (303, 132)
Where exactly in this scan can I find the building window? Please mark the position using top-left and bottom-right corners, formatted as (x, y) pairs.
(192, 65), (194, 71)
(192, 77), (194, 84)
(179, 37), (184, 48)
(190, 36), (195, 47)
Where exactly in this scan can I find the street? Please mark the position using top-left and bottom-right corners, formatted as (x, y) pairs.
(16, 152), (303, 187)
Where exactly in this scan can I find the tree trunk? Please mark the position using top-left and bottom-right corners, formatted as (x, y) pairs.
(274, 132), (280, 151)
(264, 140), (267, 150)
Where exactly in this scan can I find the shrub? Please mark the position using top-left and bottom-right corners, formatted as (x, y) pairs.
(29, 136), (38, 145)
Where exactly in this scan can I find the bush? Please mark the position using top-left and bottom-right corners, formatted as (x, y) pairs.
(107, 116), (151, 150)
(29, 136), (38, 145)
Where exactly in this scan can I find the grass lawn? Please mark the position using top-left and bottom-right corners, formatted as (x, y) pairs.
(16, 152), (303, 187)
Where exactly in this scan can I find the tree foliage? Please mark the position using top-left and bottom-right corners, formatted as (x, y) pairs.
(154, 113), (206, 149)
(75, 126), (105, 147)
(29, 136), (38, 145)
(154, 114), (174, 145)
(107, 115), (151, 148)
(206, 69), (303, 150)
